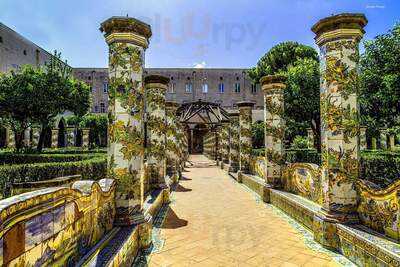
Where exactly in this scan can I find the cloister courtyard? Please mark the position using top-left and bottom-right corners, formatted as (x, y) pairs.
(0, 1), (400, 266)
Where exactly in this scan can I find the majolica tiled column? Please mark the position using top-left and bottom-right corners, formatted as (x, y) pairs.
(237, 101), (254, 174)
(23, 128), (30, 147)
(215, 125), (222, 161)
(66, 127), (75, 147)
(101, 17), (152, 227)
(31, 127), (40, 148)
(312, 13), (367, 249)
(145, 75), (169, 190)
(371, 137), (377, 149)
(6, 127), (15, 148)
(229, 111), (240, 172)
(221, 121), (230, 164)
(307, 128), (314, 149)
(176, 122), (186, 175)
(261, 75), (286, 187)
(380, 129), (387, 150)
(166, 101), (180, 181)
(360, 126), (367, 150)
(51, 129), (58, 148)
(82, 128), (90, 149)
(389, 135), (395, 150)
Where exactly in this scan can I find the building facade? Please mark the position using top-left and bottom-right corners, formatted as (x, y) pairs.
(73, 68), (264, 114)
(0, 23), (54, 73)
(1, 22), (264, 122)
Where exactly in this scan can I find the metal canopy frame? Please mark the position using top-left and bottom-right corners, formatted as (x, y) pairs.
(177, 100), (230, 127)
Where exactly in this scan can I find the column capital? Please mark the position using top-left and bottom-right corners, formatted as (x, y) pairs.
(236, 101), (255, 108)
(311, 13), (367, 46)
(260, 75), (286, 92)
(144, 75), (170, 91)
(228, 110), (239, 118)
(166, 101), (179, 112)
(100, 16), (152, 47)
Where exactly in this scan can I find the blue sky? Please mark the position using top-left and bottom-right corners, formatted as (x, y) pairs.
(1, 0), (398, 68)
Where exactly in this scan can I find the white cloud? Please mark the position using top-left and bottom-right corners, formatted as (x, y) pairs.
(193, 61), (207, 68)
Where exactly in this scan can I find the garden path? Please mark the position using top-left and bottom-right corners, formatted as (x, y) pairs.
(146, 155), (348, 267)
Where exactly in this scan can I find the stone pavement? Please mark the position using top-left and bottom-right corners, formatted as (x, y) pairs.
(146, 155), (349, 267)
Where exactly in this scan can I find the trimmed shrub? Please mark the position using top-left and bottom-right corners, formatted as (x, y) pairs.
(41, 148), (107, 154)
(0, 153), (104, 165)
(0, 156), (107, 198)
(252, 148), (265, 157)
(360, 150), (400, 187)
(285, 149), (321, 164)
(290, 136), (309, 149)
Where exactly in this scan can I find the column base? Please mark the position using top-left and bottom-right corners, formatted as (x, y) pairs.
(229, 163), (239, 173)
(313, 209), (359, 251)
(237, 171), (243, 183)
(267, 176), (282, 189)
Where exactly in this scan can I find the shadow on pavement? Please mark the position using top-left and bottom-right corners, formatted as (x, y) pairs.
(161, 208), (188, 229)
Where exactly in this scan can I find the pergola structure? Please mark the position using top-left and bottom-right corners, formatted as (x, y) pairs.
(177, 100), (230, 125)
(177, 100), (230, 154)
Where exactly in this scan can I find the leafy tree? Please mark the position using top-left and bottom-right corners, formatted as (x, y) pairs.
(290, 136), (309, 149)
(285, 58), (320, 149)
(359, 23), (400, 136)
(34, 52), (91, 151)
(78, 114), (108, 147)
(0, 66), (45, 151)
(251, 121), (264, 149)
(248, 41), (318, 80)
(249, 42), (320, 149)
(0, 51), (91, 152)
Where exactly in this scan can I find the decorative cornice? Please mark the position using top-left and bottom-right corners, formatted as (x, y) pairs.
(312, 13), (367, 46)
(315, 29), (365, 46)
(166, 101), (179, 111)
(144, 75), (170, 85)
(236, 101), (255, 108)
(260, 75), (287, 93)
(228, 111), (240, 117)
(100, 16), (152, 38)
(105, 32), (149, 47)
(145, 82), (168, 91)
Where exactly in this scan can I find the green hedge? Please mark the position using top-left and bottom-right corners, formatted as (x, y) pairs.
(40, 148), (107, 154)
(0, 153), (104, 165)
(252, 148), (265, 157)
(360, 150), (400, 187)
(285, 149), (321, 164)
(0, 156), (107, 198)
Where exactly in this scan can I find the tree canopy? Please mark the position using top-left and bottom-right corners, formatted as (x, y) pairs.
(359, 23), (400, 136)
(0, 52), (91, 151)
(249, 41), (320, 148)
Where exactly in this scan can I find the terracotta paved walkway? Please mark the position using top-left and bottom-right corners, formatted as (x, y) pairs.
(147, 155), (343, 267)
